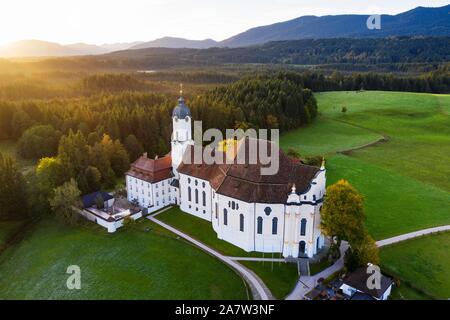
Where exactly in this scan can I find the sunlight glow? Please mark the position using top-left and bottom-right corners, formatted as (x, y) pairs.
(0, 0), (448, 45)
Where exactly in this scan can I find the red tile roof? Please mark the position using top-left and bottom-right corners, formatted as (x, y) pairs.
(126, 153), (173, 183)
(177, 138), (320, 203)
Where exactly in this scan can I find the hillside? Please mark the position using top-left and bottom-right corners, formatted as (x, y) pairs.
(221, 5), (450, 47)
(0, 40), (140, 58)
(0, 40), (82, 58)
(102, 37), (450, 67)
(131, 37), (218, 49)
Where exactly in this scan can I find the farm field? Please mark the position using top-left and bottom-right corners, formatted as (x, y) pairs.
(316, 91), (450, 192)
(0, 218), (248, 299)
(380, 232), (450, 299)
(280, 116), (382, 157)
(280, 90), (450, 300)
(325, 155), (450, 240)
(281, 91), (450, 239)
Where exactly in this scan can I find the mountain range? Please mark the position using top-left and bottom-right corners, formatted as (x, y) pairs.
(0, 4), (448, 57)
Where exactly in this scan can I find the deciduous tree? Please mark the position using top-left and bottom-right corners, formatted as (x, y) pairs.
(49, 179), (82, 225)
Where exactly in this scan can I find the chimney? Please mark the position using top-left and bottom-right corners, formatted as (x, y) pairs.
(155, 155), (159, 160)
(143, 152), (148, 158)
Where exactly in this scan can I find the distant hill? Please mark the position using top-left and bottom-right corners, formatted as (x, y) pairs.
(0, 40), (82, 57)
(100, 42), (145, 52)
(1, 5), (449, 57)
(220, 5), (450, 47)
(65, 43), (110, 55)
(0, 40), (142, 58)
(131, 37), (218, 49)
(106, 37), (449, 65)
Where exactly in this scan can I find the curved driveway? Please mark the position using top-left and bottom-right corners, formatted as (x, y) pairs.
(149, 207), (449, 300)
(148, 212), (273, 300)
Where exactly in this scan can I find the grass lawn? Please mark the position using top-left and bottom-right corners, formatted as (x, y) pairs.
(240, 260), (298, 299)
(156, 207), (302, 299)
(156, 207), (262, 257)
(0, 221), (25, 246)
(280, 117), (382, 157)
(326, 155), (450, 240)
(0, 218), (249, 299)
(380, 232), (450, 299)
(309, 259), (333, 276)
(316, 91), (450, 192)
(389, 284), (432, 300)
(280, 91), (450, 240)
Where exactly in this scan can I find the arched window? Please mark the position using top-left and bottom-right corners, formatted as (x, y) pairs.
(232, 201), (235, 210)
(224, 209), (228, 225)
(188, 187), (191, 202)
(272, 217), (278, 235)
(195, 189), (198, 204)
(313, 195), (316, 201)
(300, 218), (307, 236)
(239, 214), (244, 232)
(257, 217), (263, 234)
(202, 191), (206, 206)
(264, 207), (272, 216)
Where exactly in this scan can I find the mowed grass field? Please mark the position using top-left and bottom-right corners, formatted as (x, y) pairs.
(380, 232), (450, 299)
(0, 219), (248, 299)
(281, 91), (450, 240)
(0, 221), (24, 247)
(280, 91), (450, 299)
(157, 207), (262, 257)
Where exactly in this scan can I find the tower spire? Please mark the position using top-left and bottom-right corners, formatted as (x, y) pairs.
(179, 83), (183, 97)
(320, 157), (326, 170)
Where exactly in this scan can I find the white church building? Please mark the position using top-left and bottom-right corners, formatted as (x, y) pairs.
(126, 94), (327, 258)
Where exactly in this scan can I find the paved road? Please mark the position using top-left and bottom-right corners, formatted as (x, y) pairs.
(285, 242), (348, 300)
(376, 225), (450, 247)
(150, 207), (449, 300)
(148, 213), (273, 300)
(287, 225), (450, 300)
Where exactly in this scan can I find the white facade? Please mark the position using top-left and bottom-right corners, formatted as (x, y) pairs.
(125, 95), (327, 259)
(179, 174), (213, 221)
(78, 208), (142, 233)
(126, 175), (175, 213)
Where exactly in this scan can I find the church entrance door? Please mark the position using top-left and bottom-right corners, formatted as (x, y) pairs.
(298, 241), (306, 257)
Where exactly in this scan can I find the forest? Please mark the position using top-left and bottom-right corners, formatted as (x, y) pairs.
(0, 73), (317, 221)
(4, 37), (448, 73)
(0, 36), (449, 221)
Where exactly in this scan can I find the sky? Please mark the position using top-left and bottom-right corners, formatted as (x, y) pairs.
(0, 0), (448, 45)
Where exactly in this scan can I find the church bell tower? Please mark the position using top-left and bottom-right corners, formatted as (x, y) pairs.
(171, 85), (193, 177)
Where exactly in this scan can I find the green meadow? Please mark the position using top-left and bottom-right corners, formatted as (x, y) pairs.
(380, 232), (450, 299)
(0, 219), (248, 300)
(281, 91), (450, 239)
(280, 91), (450, 299)
(0, 90), (448, 300)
